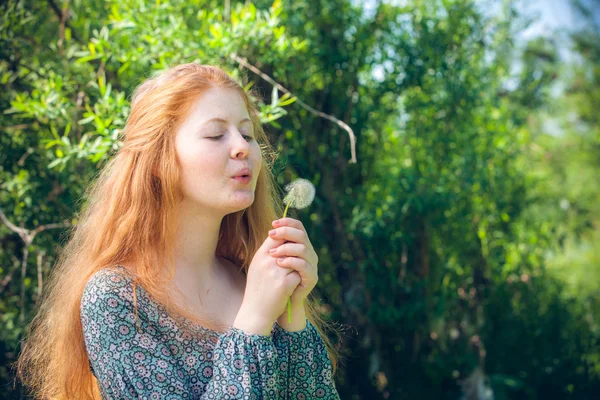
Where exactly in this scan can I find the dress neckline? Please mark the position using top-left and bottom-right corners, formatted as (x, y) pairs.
(110, 264), (228, 339)
(108, 264), (283, 339)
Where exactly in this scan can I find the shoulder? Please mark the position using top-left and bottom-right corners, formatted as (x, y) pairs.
(82, 266), (135, 299)
(80, 266), (139, 318)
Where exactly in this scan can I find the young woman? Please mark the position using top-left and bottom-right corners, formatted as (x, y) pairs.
(16, 63), (342, 399)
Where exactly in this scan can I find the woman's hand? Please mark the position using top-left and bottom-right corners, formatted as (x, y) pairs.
(268, 217), (319, 309)
(235, 232), (302, 336)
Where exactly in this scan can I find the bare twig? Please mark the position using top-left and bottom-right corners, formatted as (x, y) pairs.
(230, 53), (357, 164)
(47, 0), (81, 43)
(0, 207), (70, 309)
(0, 208), (28, 242)
(0, 208), (70, 243)
(36, 250), (44, 305)
(224, 0), (230, 22)
(20, 242), (29, 326)
(0, 260), (20, 293)
(18, 148), (34, 166)
(3, 124), (32, 131)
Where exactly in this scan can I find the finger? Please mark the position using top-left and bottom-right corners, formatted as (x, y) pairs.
(273, 218), (315, 252)
(270, 244), (318, 269)
(276, 256), (312, 279)
(264, 236), (286, 252)
(269, 242), (311, 261)
(268, 226), (307, 245)
(273, 217), (305, 233)
(263, 240), (287, 259)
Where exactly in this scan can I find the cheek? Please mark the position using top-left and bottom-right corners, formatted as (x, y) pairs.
(176, 142), (219, 184)
(253, 160), (262, 179)
(252, 144), (263, 173)
(177, 135), (209, 164)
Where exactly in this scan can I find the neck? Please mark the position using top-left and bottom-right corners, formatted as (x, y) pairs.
(170, 198), (225, 294)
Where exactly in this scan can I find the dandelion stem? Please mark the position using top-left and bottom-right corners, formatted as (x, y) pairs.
(283, 202), (291, 218)
(282, 203), (292, 323)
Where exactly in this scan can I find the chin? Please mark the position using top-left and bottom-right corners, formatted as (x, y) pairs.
(236, 200), (255, 212)
(226, 197), (255, 213)
(224, 205), (251, 217)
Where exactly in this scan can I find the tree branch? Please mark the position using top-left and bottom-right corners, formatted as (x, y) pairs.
(0, 207), (70, 303)
(47, 0), (81, 43)
(36, 250), (44, 306)
(230, 53), (357, 164)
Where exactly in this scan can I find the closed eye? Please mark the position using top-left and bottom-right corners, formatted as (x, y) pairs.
(208, 135), (255, 141)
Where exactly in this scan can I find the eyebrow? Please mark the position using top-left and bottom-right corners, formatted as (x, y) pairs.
(203, 117), (252, 125)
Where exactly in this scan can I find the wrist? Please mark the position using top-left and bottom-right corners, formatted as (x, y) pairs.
(233, 312), (272, 336)
(277, 302), (307, 332)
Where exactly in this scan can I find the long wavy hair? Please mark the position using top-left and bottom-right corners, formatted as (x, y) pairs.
(15, 63), (342, 399)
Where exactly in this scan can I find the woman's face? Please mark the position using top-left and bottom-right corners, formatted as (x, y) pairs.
(174, 87), (262, 215)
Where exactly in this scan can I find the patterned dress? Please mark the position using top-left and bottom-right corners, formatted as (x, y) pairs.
(80, 265), (341, 399)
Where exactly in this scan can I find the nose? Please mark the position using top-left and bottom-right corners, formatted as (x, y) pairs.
(230, 128), (250, 159)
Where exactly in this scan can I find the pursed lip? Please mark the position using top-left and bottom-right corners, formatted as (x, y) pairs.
(232, 167), (252, 178)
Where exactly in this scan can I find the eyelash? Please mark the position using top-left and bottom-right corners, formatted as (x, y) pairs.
(209, 134), (254, 141)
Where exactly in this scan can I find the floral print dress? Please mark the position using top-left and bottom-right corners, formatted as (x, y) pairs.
(80, 265), (341, 399)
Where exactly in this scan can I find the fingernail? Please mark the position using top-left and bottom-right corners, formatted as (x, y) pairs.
(269, 248), (276, 253)
(273, 220), (280, 226)
(269, 229), (276, 236)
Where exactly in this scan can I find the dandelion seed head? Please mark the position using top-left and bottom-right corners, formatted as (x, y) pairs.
(283, 178), (315, 209)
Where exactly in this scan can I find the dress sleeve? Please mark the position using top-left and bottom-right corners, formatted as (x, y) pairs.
(80, 269), (283, 399)
(203, 326), (281, 399)
(272, 318), (341, 399)
(80, 270), (191, 399)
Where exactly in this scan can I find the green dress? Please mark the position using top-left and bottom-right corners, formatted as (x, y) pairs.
(80, 265), (341, 399)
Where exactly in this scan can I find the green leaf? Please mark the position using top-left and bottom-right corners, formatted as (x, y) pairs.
(278, 96), (297, 106)
(43, 139), (61, 149)
(98, 73), (106, 96)
(48, 158), (63, 169)
(117, 61), (131, 76)
(50, 125), (60, 140)
(75, 54), (103, 64)
(209, 24), (222, 39)
(78, 115), (95, 125)
(64, 121), (72, 137)
(243, 81), (255, 92)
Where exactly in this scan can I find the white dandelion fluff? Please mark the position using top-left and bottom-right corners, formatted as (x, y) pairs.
(283, 178), (316, 213)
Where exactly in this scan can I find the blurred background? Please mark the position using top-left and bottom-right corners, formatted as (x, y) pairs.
(1, 0), (599, 398)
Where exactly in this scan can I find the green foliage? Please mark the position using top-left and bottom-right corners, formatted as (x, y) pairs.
(1, 0), (599, 398)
